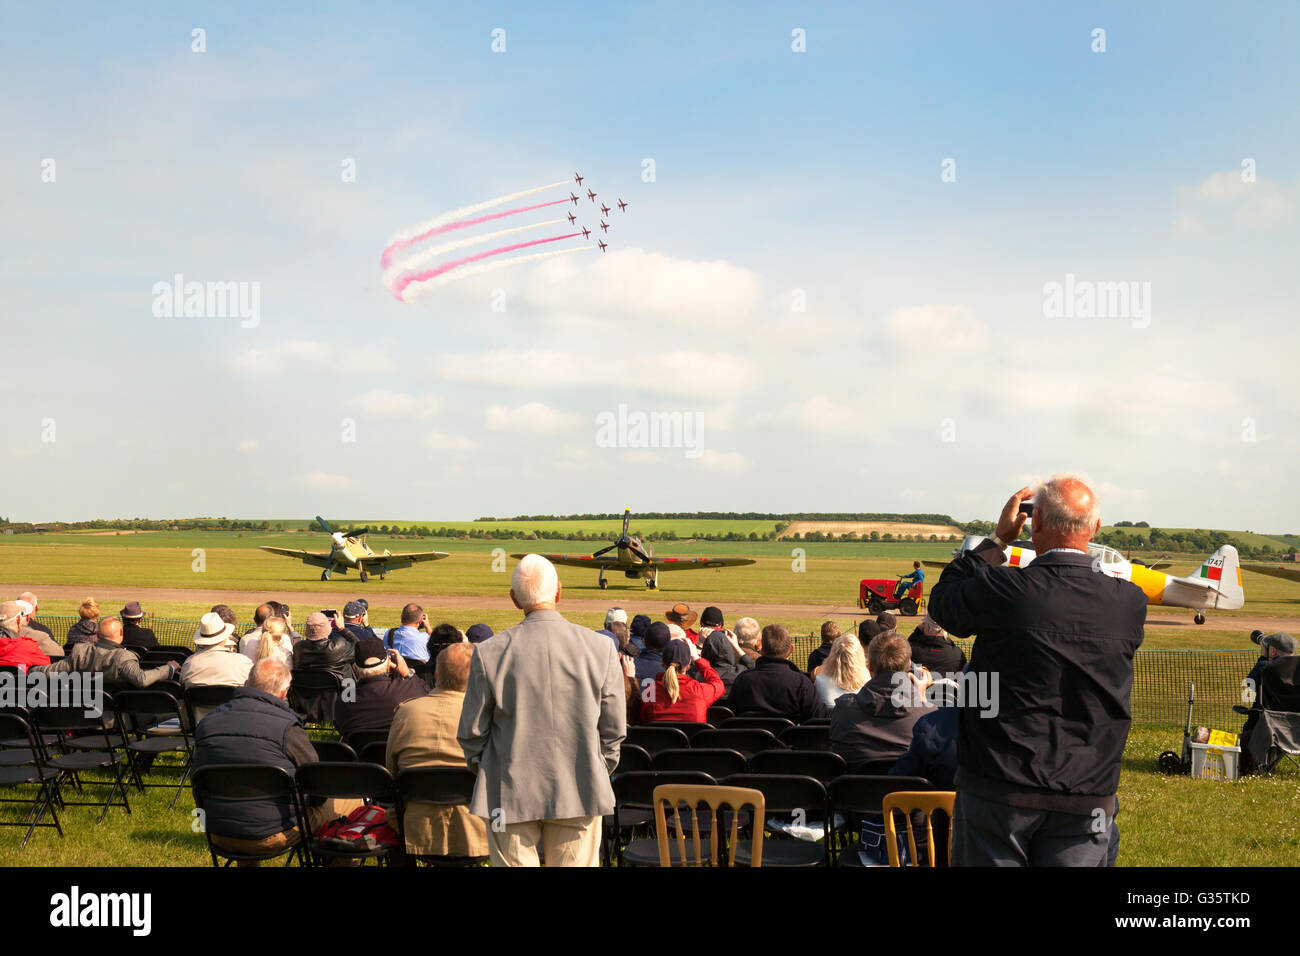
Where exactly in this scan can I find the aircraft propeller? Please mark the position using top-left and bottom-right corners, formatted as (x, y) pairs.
(591, 509), (650, 562)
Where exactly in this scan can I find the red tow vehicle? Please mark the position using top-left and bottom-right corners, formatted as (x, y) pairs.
(857, 578), (924, 616)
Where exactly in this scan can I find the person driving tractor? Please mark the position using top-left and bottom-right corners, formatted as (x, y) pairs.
(894, 560), (924, 600)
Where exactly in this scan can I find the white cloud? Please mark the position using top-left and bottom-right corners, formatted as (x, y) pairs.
(1179, 170), (1292, 232)
(797, 394), (866, 432)
(231, 340), (396, 375)
(1172, 216), (1208, 238)
(301, 471), (354, 491)
(425, 430), (476, 452)
(238, 439), (258, 454)
(485, 402), (582, 433)
(523, 247), (761, 326)
(697, 449), (751, 472)
(885, 305), (986, 353)
(433, 349), (758, 393)
(359, 389), (439, 419)
(1195, 171), (1254, 202)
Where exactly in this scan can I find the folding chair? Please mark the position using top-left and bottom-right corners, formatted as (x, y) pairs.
(183, 684), (237, 730)
(295, 761), (398, 866)
(114, 689), (195, 807)
(341, 728), (389, 754)
(720, 773), (829, 866)
(652, 748), (747, 779)
(722, 716), (794, 734)
(358, 741), (387, 766)
(625, 725), (690, 755)
(39, 703), (133, 822)
(190, 764), (311, 867)
(611, 770), (715, 866)
(395, 767), (488, 866)
(289, 669), (343, 726)
(141, 648), (190, 667)
(0, 705), (59, 765)
(706, 705), (735, 725)
(311, 740), (358, 762)
(779, 724), (832, 751)
(749, 749), (847, 784)
(652, 784), (765, 867)
(613, 744), (653, 775)
(826, 774), (933, 866)
(0, 714), (63, 848)
(1247, 657), (1300, 775)
(691, 728), (784, 758)
(882, 790), (956, 867)
(641, 720), (714, 742)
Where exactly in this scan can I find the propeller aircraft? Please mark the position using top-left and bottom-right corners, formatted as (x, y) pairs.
(260, 516), (450, 582)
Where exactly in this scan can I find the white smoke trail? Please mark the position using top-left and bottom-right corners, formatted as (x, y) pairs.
(383, 219), (564, 291)
(385, 179), (571, 247)
(400, 246), (594, 304)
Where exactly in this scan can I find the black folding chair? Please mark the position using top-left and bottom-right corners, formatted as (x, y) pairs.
(312, 740), (358, 762)
(141, 648), (191, 667)
(641, 720), (714, 742)
(0, 714), (63, 848)
(395, 767), (488, 866)
(652, 748), (748, 779)
(625, 725), (690, 755)
(184, 683), (237, 730)
(721, 773), (829, 866)
(0, 705), (59, 765)
(611, 770), (716, 866)
(190, 764), (311, 867)
(359, 741), (387, 766)
(722, 716), (795, 734)
(295, 761), (398, 866)
(289, 669), (343, 726)
(613, 744), (653, 775)
(341, 728), (390, 753)
(114, 689), (195, 807)
(749, 749), (847, 784)
(39, 703), (132, 822)
(827, 774), (934, 866)
(706, 705), (735, 725)
(779, 724), (832, 750)
(692, 728), (784, 757)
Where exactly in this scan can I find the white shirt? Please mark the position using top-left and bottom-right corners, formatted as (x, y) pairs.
(814, 672), (862, 709)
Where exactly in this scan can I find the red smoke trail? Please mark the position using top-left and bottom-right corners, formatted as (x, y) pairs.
(380, 199), (571, 269)
(392, 232), (583, 300)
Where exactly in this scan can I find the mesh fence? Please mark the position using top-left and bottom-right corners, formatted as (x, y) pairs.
(35, 616), (1254, 729)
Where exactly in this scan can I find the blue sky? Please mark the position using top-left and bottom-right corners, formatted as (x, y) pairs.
(2, 1), (1297, 527)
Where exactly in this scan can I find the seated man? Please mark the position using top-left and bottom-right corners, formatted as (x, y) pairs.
(0, 601), (50, 672)
(120, 601), (159, 651)
(1241, 630), (1297, 769)
(40, 616), (177, 691)
(830, 631), (934, 772)
(385, 604), (431, 662)
(806, 621), (840, 676)
(192, 658), (361, 865)
(15, 596), (63, 660)
(292, 611), (355, 681)
(728, 624), (830, 722)
(634, 622), (670, 687)
(894, 561), (925, 600)
(333, 636), (429, 737)
(907, 615), (967, 676)
(179, 613), (252, 723)
(341, 600), (376, 646)
(699, 608), (754, 692)
(386, 643), (489, 859)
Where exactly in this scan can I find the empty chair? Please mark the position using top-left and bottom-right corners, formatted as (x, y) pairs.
(341, 728), (389, 753)
(625, 725), (690, 755)
(141, 647), (190, 667)
(183, 684), (238, 729)
(749, 749), (847, 784)
(691, 728), (784, 758)
(190, 764), (310, 867)
(611, 770), (715, 866)
(652, 748), (748, 779)
(779, 725), (832, 751)
(652, 784), (765, 867)
(311, 740), (358, 762)
(722, 716), (794, 734)
(827, 774), (934, 866)
(113, 689), (194, 807)
(289, 669), (343, 725)
(613, 744), (653, 775)
(39, 703), (133, 822)
(706, 705), (735, 725)
(640, 720), (714, 742)
(0, 713), (62, 848)
(395, 767), (489, 866)
(295, 761), (398, 866)
(358, 741), (387, 766)
(721, 773), (829, 867)
(882, 790), (956, 867)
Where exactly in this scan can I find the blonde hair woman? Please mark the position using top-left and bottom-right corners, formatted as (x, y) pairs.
(66, 596), (103, 646)
(247, 616), (294, 665)
(813, 633), (868, 708)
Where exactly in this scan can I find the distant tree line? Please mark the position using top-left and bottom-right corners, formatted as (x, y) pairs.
(485, 512), (962, 523)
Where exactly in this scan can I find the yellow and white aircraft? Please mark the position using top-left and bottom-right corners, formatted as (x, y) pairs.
(260, 515), (450, 582)
(926, 535), (1244, 624)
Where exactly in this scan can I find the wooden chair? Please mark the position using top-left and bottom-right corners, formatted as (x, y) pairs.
(882, 790), (955, 867)
(652, 784), (765, 867)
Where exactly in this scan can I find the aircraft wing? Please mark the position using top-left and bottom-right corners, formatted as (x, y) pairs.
(511, 552), (625, 570)
(362, 550), (451, 572)
(1243, 563), (1300, 583)
(922, 560), (951, 570)
(650, 557), (756, 571)
(259, 546), (332, 570)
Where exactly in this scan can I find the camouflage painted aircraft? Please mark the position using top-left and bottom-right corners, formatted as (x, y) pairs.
(260, 516), (450, 582)
(514, 508), (756, 590)
(925, 535), (1244, 623)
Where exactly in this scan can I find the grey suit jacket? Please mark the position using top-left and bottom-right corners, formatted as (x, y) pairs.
(458, 608), (627, 823)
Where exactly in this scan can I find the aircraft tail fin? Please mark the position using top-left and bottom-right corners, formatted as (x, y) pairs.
(1188, 545), (1244, 610)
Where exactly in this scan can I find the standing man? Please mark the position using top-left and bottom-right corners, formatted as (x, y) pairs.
(458, 554), (626, 867)
(928, 475), (1145, 866)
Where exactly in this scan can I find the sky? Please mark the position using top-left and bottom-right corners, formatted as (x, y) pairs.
(2, 1), (1297, 528)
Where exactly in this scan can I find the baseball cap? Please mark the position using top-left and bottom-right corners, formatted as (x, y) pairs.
(630, 614), (651, 638)
(14, 599), (34, 616)
(644, 621), (671, 652)
(466, 623), (494, 644)
(355, 636), (388, 667)
(604, 607), (628, 627)
(343, 600), (366, 619)
(701, 606), (724, 628)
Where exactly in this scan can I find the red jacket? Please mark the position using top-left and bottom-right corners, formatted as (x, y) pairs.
(0, 633), (51, 672)
(640, 657), (725, 724)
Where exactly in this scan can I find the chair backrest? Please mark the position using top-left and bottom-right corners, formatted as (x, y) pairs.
(184, 684), (237, 727)
(691, 728), (783, 757)
(826, 774), (934, 814)
(653, 784), (766, 867)
(311, 740), (358, 762)
(706, 705), (735, 725)
(778, 725), (832, 750)
(359, 741), (387, 766)
(881, 790), (956, 867)
(1261, 656), (1300, 712)
(613, 744), (654, 775)
(625, 725), (690, 755)
(0, 712), (42, 759)
(719, 773), (827, 816)
(749, 749), (847, 783)
(643, 720), (714, 741)
(853, 757), (901, 775)
(112, 689), (187, 738)
(295, 761), (396, 804)
(341, 728), (390, 752)
(613, 770), (715, 810)
(653, 748), (748, 779)
(722, 716), (794, 733)
(290, 669), (343, 691)
(142, 647), (191, 665)
(396, 766), (477, 806)
(150, 679), (186, 700)
(190, 764), (309, 849)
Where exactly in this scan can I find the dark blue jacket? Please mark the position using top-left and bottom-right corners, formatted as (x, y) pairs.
(192, 687), (317, 839)
(729, 657), (830, 722)
(892, 706), (958, 789)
